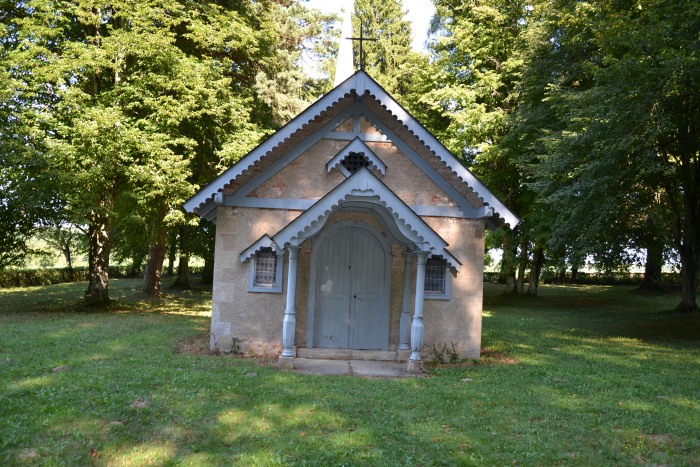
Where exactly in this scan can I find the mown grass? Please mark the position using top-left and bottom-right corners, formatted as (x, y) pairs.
(1, 280), (698, 465)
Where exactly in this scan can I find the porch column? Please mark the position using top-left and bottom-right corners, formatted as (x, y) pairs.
(399, 252), (414, 350)
(280, 245), (300, 367)
(408, 251), (428, 373)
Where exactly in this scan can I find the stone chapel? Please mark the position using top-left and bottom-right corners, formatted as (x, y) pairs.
(184, 68), (518, 372)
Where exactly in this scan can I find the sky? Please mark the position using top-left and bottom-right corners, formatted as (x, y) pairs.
(304, 0), (436, 52)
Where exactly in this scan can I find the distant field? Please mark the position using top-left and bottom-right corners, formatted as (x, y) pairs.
(1, 280), (698, 465)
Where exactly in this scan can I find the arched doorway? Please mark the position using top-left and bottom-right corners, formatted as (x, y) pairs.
(308, 221), (391, 350)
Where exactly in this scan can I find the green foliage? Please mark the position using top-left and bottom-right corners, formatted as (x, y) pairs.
(0, 0), (337, 297)
(0, 281), (698, 464)
(427, 0), (530, 159)
(511, 0), (700, 306)
(353, 0), (415, 96)
(430, 342), (460, 364)
(0, 266), (133, 289)
(0, 57), (61, 268)
(254, 1), (338, 125)
(423, 0), (537, 292)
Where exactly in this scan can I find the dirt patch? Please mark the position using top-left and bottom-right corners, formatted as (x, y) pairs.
(175, 335), (277, 366)
(18, 448), (39, 462)
(130, 399), (150, 409)
(644, 433), (673, 445)
(426, 348), (518, 368)
(175, 334), (210, 355)
(479, 347), (518, 365)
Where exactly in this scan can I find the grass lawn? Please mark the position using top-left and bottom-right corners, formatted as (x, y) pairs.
(1, 279), (699, 465)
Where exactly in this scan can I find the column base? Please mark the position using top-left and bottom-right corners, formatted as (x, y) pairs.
(278, 356), (295, 370)
(407, 359), (424, 374)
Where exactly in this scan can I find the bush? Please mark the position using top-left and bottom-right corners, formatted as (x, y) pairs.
(484, 269), (681, 287)
(0, 265), (136, 289)
(541, 271), (681, 286)
(0, 264), (206, 289)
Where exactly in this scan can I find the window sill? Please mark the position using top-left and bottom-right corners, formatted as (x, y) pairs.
(247, 285), (283, 294)
(425, 293), (450, 301)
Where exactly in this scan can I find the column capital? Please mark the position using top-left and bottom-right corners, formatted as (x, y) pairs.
(415, 251), (429, 265)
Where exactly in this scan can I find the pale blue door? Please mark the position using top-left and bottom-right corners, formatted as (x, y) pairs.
(314, 224), (388, 350)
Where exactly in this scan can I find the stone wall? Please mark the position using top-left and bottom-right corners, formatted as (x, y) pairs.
(211, 121), (486, 360)
(211, 204), (485, 360)
(210, 206), (300, 355)
(421, 217), (485, 359)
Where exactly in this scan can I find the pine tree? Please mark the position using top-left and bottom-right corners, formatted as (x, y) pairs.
(352, 0), (414, 95)
(425, 0), (535, 294)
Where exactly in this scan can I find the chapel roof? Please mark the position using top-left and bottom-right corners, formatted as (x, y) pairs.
(184, 71), (519, 229)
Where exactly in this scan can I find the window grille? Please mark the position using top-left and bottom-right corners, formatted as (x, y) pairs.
(253, 248), (277, 287)
(340, 152), (372, 174)
(424, 257), (447, 295)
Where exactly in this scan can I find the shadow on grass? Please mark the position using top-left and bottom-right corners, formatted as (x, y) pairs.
(0, 278), (212, 317)
(1, 281), (699, 464)
(483, 283), (700, 346)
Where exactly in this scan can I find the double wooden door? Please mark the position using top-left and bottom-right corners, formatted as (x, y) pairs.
(313, 224), (389, 350)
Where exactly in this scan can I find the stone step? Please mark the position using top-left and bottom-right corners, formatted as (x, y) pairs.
(296, 348), (411, 362)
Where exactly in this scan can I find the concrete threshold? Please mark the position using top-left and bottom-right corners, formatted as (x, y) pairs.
(296, 348), (411, 362)
(291, 358), (415, 378)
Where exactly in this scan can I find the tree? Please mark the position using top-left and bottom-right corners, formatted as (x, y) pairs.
(425, 0), (536, 294)
(352, 0), (415, 96)
(3, 1), (336, 303)
(167, 0), (337, 293)
(0, 10), (62, 268)
(517, 0), (698, 306)
(35, 222), (85, 280)
(254, 1), (338, 125)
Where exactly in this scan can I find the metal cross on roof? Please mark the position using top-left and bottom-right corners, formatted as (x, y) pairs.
(346, 24), (377, 71)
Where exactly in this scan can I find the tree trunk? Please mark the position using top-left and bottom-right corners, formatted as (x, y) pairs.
(143, 239), (166, 295)
(202, 255), (214, 285)
(142, 206), (169, 295)
(676, 188), (699, 312)
(172, 255), (190, 289)
(501, 232), (518, 295)
(85, 210), (112, 306)
(130, 254), (145, 277)
(571, 265), (579, 282)
(62, 243), (74, 282)
(557, 266), (566, 283)
(516, 239), (528, 294)
(678, 259), (698, 312)
(166, 233), (176, 276)
(639, 235), (664, 292)
(527, 245), (545, 296)
(142, 242), (166, 295)
(172, 226), (190, 289)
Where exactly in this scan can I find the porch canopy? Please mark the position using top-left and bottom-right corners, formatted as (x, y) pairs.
(239, 168), (458, 371)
